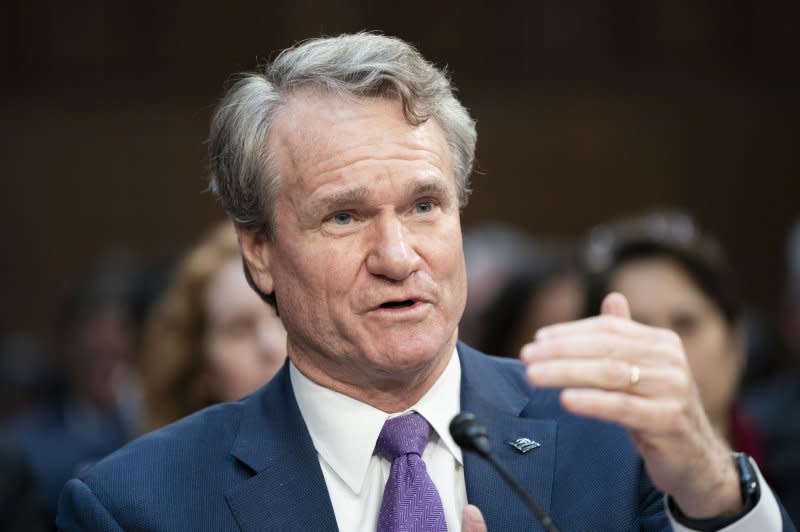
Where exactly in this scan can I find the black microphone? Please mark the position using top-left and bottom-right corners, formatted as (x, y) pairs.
(450, 412), (560, 532)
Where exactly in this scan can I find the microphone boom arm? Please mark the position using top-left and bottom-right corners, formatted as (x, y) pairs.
(450, 412), (560, 532)
(483, 451), (560, 532)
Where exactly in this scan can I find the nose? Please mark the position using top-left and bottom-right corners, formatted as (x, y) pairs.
(365, 214), (421, 281)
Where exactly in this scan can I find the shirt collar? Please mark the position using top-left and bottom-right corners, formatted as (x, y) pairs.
(290, 347), (463, 495)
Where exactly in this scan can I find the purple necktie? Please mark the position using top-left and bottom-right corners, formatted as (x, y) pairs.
(375, 413), (448, 532)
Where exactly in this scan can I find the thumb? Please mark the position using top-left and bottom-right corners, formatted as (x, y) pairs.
(461, 504), (488, 532)
(600, 292), (631, 320)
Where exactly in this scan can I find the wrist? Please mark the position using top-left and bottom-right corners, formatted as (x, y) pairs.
(668, 453), (761, 531)
(675, 450), (742, 518)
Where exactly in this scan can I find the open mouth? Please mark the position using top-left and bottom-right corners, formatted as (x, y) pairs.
(379, 300), (416, 309)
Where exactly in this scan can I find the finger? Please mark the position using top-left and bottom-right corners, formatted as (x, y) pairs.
(534, 314), (679, 345)
(527, 359), (633, 390)
(601, 292), (631, 319)
(521, 334), (683, 368)
(526, 359), (687, 397)
(461, 504), (488, 532)
(559, 388), (688, 434)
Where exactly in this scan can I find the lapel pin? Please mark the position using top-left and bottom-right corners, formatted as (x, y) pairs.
(506, 437), (541, 454)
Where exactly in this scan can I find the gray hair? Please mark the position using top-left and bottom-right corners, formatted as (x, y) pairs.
(208, 32), (477, 237)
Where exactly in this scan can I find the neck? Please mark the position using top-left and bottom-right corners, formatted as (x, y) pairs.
(289, 336), (457, 413)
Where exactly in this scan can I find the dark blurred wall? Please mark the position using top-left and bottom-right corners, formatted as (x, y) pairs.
(1, 0), (798, 336)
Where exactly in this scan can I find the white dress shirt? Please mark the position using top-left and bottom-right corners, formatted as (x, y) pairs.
(291, 348), (467, 532)
(667, 457), (782, 532)
(290, 348), (783, 531)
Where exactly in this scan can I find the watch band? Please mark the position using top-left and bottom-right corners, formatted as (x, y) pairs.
(732, 452), (759, 506)
(667, 452), (761, 531)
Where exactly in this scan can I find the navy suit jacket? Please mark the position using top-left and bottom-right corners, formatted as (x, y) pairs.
(56, 344), (791, 531)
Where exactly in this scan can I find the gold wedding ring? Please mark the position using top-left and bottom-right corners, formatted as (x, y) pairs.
(629, 365), (641, 387)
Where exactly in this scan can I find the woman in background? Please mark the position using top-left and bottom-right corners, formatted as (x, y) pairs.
(584, 211), (759, 459)
(140, 221), (286, 430)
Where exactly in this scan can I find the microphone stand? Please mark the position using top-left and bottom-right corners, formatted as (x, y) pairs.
(482, 450), (560, 532)
(450, 412), (560, 532)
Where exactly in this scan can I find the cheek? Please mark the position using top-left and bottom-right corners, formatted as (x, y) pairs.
(205, 336), (239, 375)
(425, 249), (467, 327)
(697, 325), (732, 364)
(208, 340), (265, 388)
(271, 250), (358, 343)
(326, 253), (361, 294)
(280, 239), (357, 296)
(683, 325), (739, 397)
(438, 240), (467, 296)
(683, 332), (720, 374)
(449, 261), (468, 311)
(425, 217), (465, 272)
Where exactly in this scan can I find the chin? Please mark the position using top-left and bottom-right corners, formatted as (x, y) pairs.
(369, 329), (455, 370)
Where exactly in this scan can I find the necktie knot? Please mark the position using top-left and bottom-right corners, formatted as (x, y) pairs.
(375, 412), (447, 531)
(375, 412), (431, 460)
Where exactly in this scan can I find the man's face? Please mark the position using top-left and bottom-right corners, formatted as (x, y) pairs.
(242, 90), (467, 393)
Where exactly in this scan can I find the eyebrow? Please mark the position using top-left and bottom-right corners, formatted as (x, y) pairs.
(410, 179), (451, 200)
(310, 178), (453, 214)
(311, 187), (371, 214)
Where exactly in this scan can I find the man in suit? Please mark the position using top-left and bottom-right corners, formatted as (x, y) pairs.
(58, 33), (793, 531)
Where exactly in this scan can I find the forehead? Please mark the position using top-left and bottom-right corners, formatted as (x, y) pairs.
(265, 89), (453, 191)
(610, 256), (706, 309)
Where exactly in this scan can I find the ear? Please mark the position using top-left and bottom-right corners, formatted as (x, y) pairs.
(235, 224), (274, 295)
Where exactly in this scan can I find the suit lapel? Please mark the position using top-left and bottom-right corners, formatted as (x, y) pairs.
(225, 363), (338, 532)
(224, 345), (558, 531)
(459, 343), (558, 531)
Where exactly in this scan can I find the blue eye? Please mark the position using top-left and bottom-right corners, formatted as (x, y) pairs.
(415, 201), (434, 213)
(332, 212), (352, 225)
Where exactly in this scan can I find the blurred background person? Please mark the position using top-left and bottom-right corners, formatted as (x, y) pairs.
(140, 221), (287, 431)
(0, 435), (47, 532)
(2, 254), (147, 526)
(460, 223), (541, 348)
(477, 238), (585, 357)
(584, 210), (755, 454)
(0, 335), (58, 529)
(0, 335), (60, 428)
(583, 209), (798, 523)
(740, 218), (800, 524)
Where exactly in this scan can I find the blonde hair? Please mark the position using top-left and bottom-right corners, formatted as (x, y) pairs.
(140, 221), (242, 430)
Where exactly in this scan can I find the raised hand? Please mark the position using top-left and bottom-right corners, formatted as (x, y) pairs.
(521, 292), (741, 518)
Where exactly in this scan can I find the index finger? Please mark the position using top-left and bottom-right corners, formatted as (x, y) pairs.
(535, 314), (677, 344)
